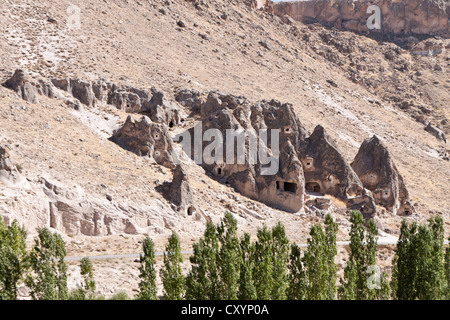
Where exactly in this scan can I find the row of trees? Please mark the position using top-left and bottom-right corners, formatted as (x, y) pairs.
(154, 211), (393, 300)
(0, 211), (448, 300)
(140, 211), (449, 300)
(0, 222), (93, 300)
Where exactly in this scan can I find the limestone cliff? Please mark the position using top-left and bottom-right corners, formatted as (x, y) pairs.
(272, 0), (449, 37)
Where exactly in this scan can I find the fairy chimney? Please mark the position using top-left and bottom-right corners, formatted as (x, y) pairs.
(351, 135), (413, 215)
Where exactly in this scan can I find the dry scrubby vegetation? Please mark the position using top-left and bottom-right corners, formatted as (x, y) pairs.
(0, 211), (448, 300)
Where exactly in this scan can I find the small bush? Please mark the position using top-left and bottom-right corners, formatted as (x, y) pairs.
(68, 289), (86, 300)
(109, 291), (130, 300)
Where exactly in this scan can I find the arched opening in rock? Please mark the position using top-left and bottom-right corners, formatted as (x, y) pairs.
(400, 203), (412, 215)
(187, 206), (194, 216)
(284, 182), (297, 193)
(306, 182), (321, 193)
(216, 164), (225, 176)
(169, 121), (174, 128)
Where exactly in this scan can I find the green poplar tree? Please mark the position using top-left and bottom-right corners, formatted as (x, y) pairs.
(69, 257), (96, 300)
(339, 260), (357, 300)
(137, 237), (158, 300)
(72, 257), (96, 300)
(217, 212), (241, 300)
(286, 243), (306, 300)
(377, 271), (391, 300)
(161, 231), (184, 300)
(185, 221), (220, 300)
(392, 217), (445, 300)
(303, 224), (328, 300)
(252, 222), (289, 300)
(302, 214), (338, 300)
(445, 238), (450, 299)
(270, 222), (289, 300)
(428, 216), (445, 299)
(338, 211), (378, 300)
(391, 220), (416, 300)
(238, 232), (256, 300)
(324, 214), (338, 300)
(81, 257), (96, 300)
(365, 219), (378, 300)
(26, 228), (68, 300)
(415, 217), (445, 299)
(253, 226), (273, 299)
(0, 219), (27, 300)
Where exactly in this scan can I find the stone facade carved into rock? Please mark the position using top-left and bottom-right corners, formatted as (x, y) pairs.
(178, 92), (306, 213)
(299, 125), (363, 199)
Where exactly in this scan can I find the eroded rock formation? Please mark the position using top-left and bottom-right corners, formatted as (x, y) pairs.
(298, 125), (377, 218)
(51, 77), (183, 126)
(51, 78), (96, 107)
(425, 122), (447, 143)
(0, 146), (14, 173)
(346, 188), (378, 219)
(351, 135), (413, 215)
(169, 164), (197, 216)
(2, 68), (410, 218)
(112, 115), (178, 169)
(3, 69), (39, 104)
(3, 70), (183, 128)
(272, 0), (449, 37)
(40, 176), (170, 236)
(411, 38), (448, 56)
(0, 145), (25, 186)
(106, 83), (151, 113)
(178, 92), (307, 212)
(299, 125), (363, 199)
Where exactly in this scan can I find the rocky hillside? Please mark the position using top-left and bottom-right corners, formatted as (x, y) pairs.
(0, 0), (448, 297)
